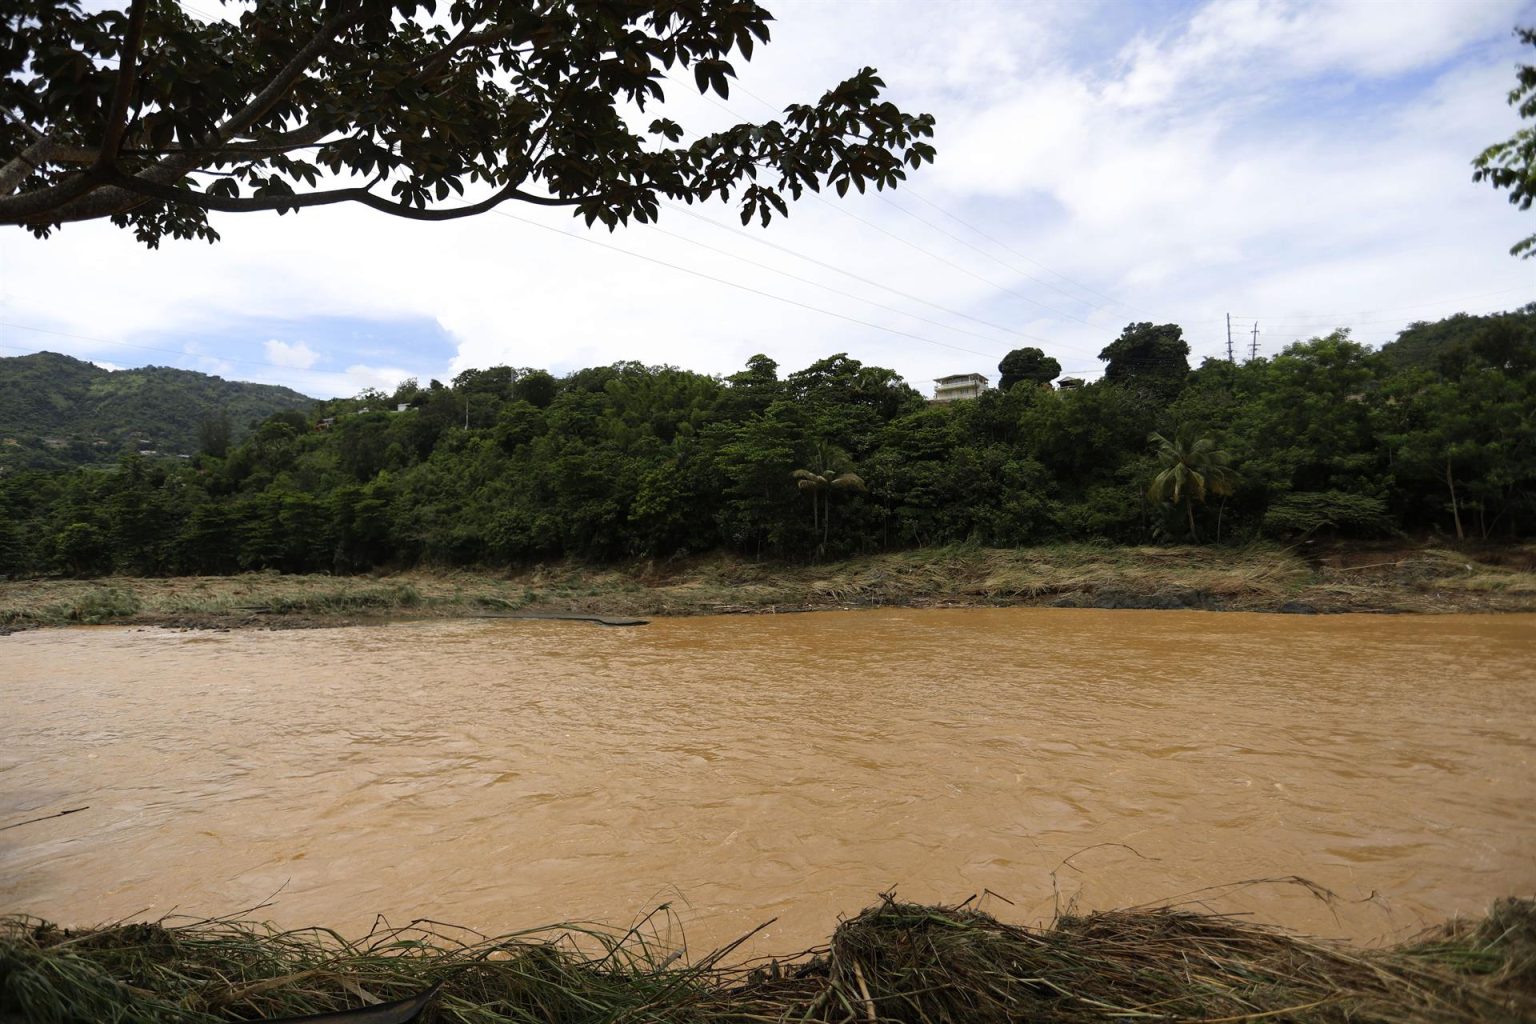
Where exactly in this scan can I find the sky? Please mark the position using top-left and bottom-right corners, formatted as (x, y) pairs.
(2, 0), (1533, 399)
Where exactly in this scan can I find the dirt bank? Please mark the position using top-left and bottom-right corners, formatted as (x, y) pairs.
(2, 541), (1533, 633)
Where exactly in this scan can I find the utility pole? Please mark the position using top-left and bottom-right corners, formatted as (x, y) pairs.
(464, 394), (470, 430)
(1226, 313), (1235, 362)
(1249, 321), (1260, 361)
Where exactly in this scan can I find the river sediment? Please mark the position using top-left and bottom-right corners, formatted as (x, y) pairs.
(5, 608), (1533, 953)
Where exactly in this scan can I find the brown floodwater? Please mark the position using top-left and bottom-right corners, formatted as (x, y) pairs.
(2, 609), (1533, 956)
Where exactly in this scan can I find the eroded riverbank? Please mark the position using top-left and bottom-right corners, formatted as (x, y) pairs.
(2, 541), (1534, 633)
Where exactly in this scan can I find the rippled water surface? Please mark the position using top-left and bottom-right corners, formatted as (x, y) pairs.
(3, 609), (1533, 953)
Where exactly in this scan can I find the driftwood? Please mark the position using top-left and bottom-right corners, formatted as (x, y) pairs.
(0, 806), (88, 832)
(469, 612), (649, 627)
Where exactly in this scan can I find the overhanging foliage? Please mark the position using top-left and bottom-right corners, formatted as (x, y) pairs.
(1, 0), (936, 245)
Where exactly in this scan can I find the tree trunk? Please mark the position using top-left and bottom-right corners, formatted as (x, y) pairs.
(1186, 500), (1199, 543)
(1445, 456), (1464, 541)
(1216, 497), (1226, 544)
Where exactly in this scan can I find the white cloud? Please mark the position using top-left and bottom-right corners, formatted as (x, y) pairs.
(263, 339), (321, 369)
(2, 0), (1532, 396)
(1105, 0), (1526, 109)
(344, 363), (414, 394)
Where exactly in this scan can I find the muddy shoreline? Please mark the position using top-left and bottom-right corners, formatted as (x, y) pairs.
(2, 541), (1533, 634)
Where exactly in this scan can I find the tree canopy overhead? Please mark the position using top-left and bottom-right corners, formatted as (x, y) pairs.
(1474, 26), (1536, 258)
(1, 0), (936, 246)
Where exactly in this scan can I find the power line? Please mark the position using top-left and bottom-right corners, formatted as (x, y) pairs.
(874, 193), (1110, 325)
(724, 77), (1536, 353)
(491, 208), (998, 359)
(797, 175), (1106, 329)
(1241, 310), (1526, 330)
(663, 72), (1114, 330)
(1229, 286), (1531, 322)
(6, 190), (1054, 396)
(897, 186), (1135, 315)
(721, 75), (1135, 320)
(639, 217), (1029, 349)
(661, 201), (1057, 347)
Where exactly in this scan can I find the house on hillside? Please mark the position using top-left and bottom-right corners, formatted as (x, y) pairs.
(932, 373), (988, 403)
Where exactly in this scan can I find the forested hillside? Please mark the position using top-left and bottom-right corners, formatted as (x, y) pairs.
(0, 352), (315, 470)
(1, 307), (1531, 578)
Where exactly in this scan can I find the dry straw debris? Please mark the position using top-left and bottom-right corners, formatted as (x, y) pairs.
(3, 896), (1533, 1023)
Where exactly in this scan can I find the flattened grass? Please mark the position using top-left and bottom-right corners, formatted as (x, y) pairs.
(0, 585), (141, 628)
(3, 896), (1532, 1024)
(1, 541), (1533, 632)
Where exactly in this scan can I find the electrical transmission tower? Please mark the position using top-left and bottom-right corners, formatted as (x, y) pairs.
(1249, 321), (1260, 361)
(1227, 313), (1235, 362)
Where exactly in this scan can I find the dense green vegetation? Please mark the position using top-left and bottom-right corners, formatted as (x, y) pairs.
(0, 352), (314, 471)
(1, 307), (1532, 578)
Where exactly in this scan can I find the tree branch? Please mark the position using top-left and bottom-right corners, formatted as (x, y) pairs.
(218, 3), (364, 144)
(0, 166), (102, 219)
(413, 1), (501, 81)
(117, 122), (337, 162)
(0, 140), (51, 196)
(95, 0), (150, 170)
(0, 108), (56, 195)
(0, 1), (363, 224)
(66, 169), (586, 222)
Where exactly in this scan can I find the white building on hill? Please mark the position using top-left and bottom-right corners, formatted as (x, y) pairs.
(932, 373), (989, 403)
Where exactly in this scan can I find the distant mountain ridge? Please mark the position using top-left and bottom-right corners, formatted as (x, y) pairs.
(0, 351), (316, 470)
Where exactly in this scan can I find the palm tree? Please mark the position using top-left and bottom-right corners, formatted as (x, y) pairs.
(1147, 426), (1237, 542)
(792, 442), (867, 548)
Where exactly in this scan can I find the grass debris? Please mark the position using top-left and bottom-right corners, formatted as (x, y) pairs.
(1, 541), (1534, 633)
(2, 896), (1532, 1023)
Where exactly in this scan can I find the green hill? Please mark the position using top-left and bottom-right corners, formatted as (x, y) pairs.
(0, 351), (316, 470)
(1377, 303), (1536, 373)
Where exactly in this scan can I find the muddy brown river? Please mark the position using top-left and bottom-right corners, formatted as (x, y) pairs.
(3, 609), (1533, 955)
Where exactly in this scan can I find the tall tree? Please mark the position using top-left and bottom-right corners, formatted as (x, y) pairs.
(1473, 27), (1536, 258)
(1147, 426), (1237, 542)
(791, 441), (866, 550)
(2, 0), (934, 245)
(1237, 332), (1384, 499)
(717, 354), (784, 421)
(997, 347), (1061, 391)
(1098, 323), (1190, 402)
(197, 411), (232, 459)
